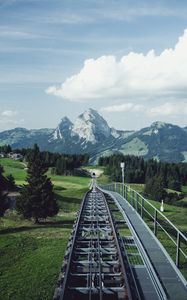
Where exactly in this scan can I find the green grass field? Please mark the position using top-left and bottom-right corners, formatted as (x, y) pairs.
(0, 159), (187, 296)
(0, 224), (71, 300)
(0, 158), (27, 183)
(129, 183), (187, 232)
(126, 183), (187, 278)
(0, 158), (91, 300)
(98, 180), (187, 278)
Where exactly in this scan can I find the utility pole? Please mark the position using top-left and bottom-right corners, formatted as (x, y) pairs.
(120, 162), (125, 198)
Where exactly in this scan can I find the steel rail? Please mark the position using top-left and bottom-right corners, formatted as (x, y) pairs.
(53, 190), (90, 300)
(99, 190), (135, 300)
(54, 187), (137, 300)
(100, 188), (168, 300)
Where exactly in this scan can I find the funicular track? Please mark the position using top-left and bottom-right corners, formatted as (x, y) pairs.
(54, 187), (139, 300)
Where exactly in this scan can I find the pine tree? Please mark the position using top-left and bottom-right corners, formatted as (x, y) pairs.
(16, 144), (59, 223)
(0, 165), (8, 216)
(0, 190), (8, 217)
(6, 174), (15, 191)
(144, 175), (166, 201)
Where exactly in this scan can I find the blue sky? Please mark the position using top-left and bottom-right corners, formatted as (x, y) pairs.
(0, 0), (187, 131)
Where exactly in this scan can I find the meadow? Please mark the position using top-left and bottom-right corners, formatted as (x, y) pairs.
(0, 158), (90, 300)
(129, 183), (187, 233)
(0, 158), (187, 299)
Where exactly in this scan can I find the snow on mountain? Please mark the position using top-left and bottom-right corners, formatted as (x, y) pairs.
(151, 121), (167, 129)
(51, 117), (73, 141)
(0, 109), (187, 162)
(110, 127), (120, 138)
(72, 108), (111, 144)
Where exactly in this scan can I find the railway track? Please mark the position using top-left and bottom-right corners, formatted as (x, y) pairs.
(54, 184), (139, 300)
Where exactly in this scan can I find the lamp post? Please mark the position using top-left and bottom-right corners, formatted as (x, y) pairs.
(120, 162), (125, 198)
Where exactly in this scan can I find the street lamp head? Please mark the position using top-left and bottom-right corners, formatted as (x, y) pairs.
(120, 162), (125, 169)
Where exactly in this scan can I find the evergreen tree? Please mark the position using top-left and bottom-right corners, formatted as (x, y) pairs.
(0, 144), (12, 154)
(0, 165), (8, 216)
(6, 174), (15, 191)
(0, 190), (8, 216)
(16, 144), (59, 223)
(144, 175), (166, 201)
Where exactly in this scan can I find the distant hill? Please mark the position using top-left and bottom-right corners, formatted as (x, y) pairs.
(0, 108), (187, 163)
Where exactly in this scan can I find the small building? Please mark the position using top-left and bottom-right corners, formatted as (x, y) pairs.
(6, 191), (20, 209)
(8, 153), (23, 160)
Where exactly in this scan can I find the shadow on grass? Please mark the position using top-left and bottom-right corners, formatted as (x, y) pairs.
(54, 186), (67, 191)
(0, 220), (73, 235)
(57, 195), (82, 206)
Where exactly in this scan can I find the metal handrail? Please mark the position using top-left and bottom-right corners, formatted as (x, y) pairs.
(99, 182), (187, 269)
(127, 184), (187, 241)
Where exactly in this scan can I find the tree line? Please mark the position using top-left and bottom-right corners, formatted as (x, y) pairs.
(16, 144), (59, 223)
(0, 166), (15, 216)
(0, 144), (90, 219)
(0, 144), (89, 175)
(0, 145), (59, 222)
(99, 154), (187, 204)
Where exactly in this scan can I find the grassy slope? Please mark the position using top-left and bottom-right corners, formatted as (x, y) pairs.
(0, 158), (26, 183)
(0, 225), (71, 300)
(98, 175), (187, 232)
(0, 158), (90, 300)
(129, 183), (187, 232)
(0, 159), (186, 293)
(128, 183), (187, 278)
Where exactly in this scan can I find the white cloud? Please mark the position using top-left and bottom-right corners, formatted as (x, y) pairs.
(0, 110), (24, 127)
(46, 29), (187, 103)
(1, 110), (18, 117)
(101, 103), (144, 113)
(147, 102), (187, 116)
(30, 4), (187, 25)
(0, 26), (42, 39)
(101, 101), (187, 117)
(0, 118), (24, 125)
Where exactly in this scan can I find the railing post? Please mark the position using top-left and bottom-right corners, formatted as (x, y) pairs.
(132, 190), (135, 208)
(126, 186), (128, 201)
(115, 182), (117, 192)
(136, 193), (138, 212)
(154, 210), (157, 236)
(141, 197), (144, 219)
(176, 231), (181, 267)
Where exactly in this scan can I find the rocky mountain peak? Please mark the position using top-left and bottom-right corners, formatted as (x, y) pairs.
(151, 121), (167, 129)
(80, 108), (100, 121)
(52, 116), (73, 140)
(72, 108), (111, 144)
(0, 109), (186, 163)
(59, 116), (73, 129)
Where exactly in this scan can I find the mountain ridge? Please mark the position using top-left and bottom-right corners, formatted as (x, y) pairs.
(0, 109), (187, 163)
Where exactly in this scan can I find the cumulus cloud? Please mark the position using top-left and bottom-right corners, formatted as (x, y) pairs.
(46, 29), (187, 102)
